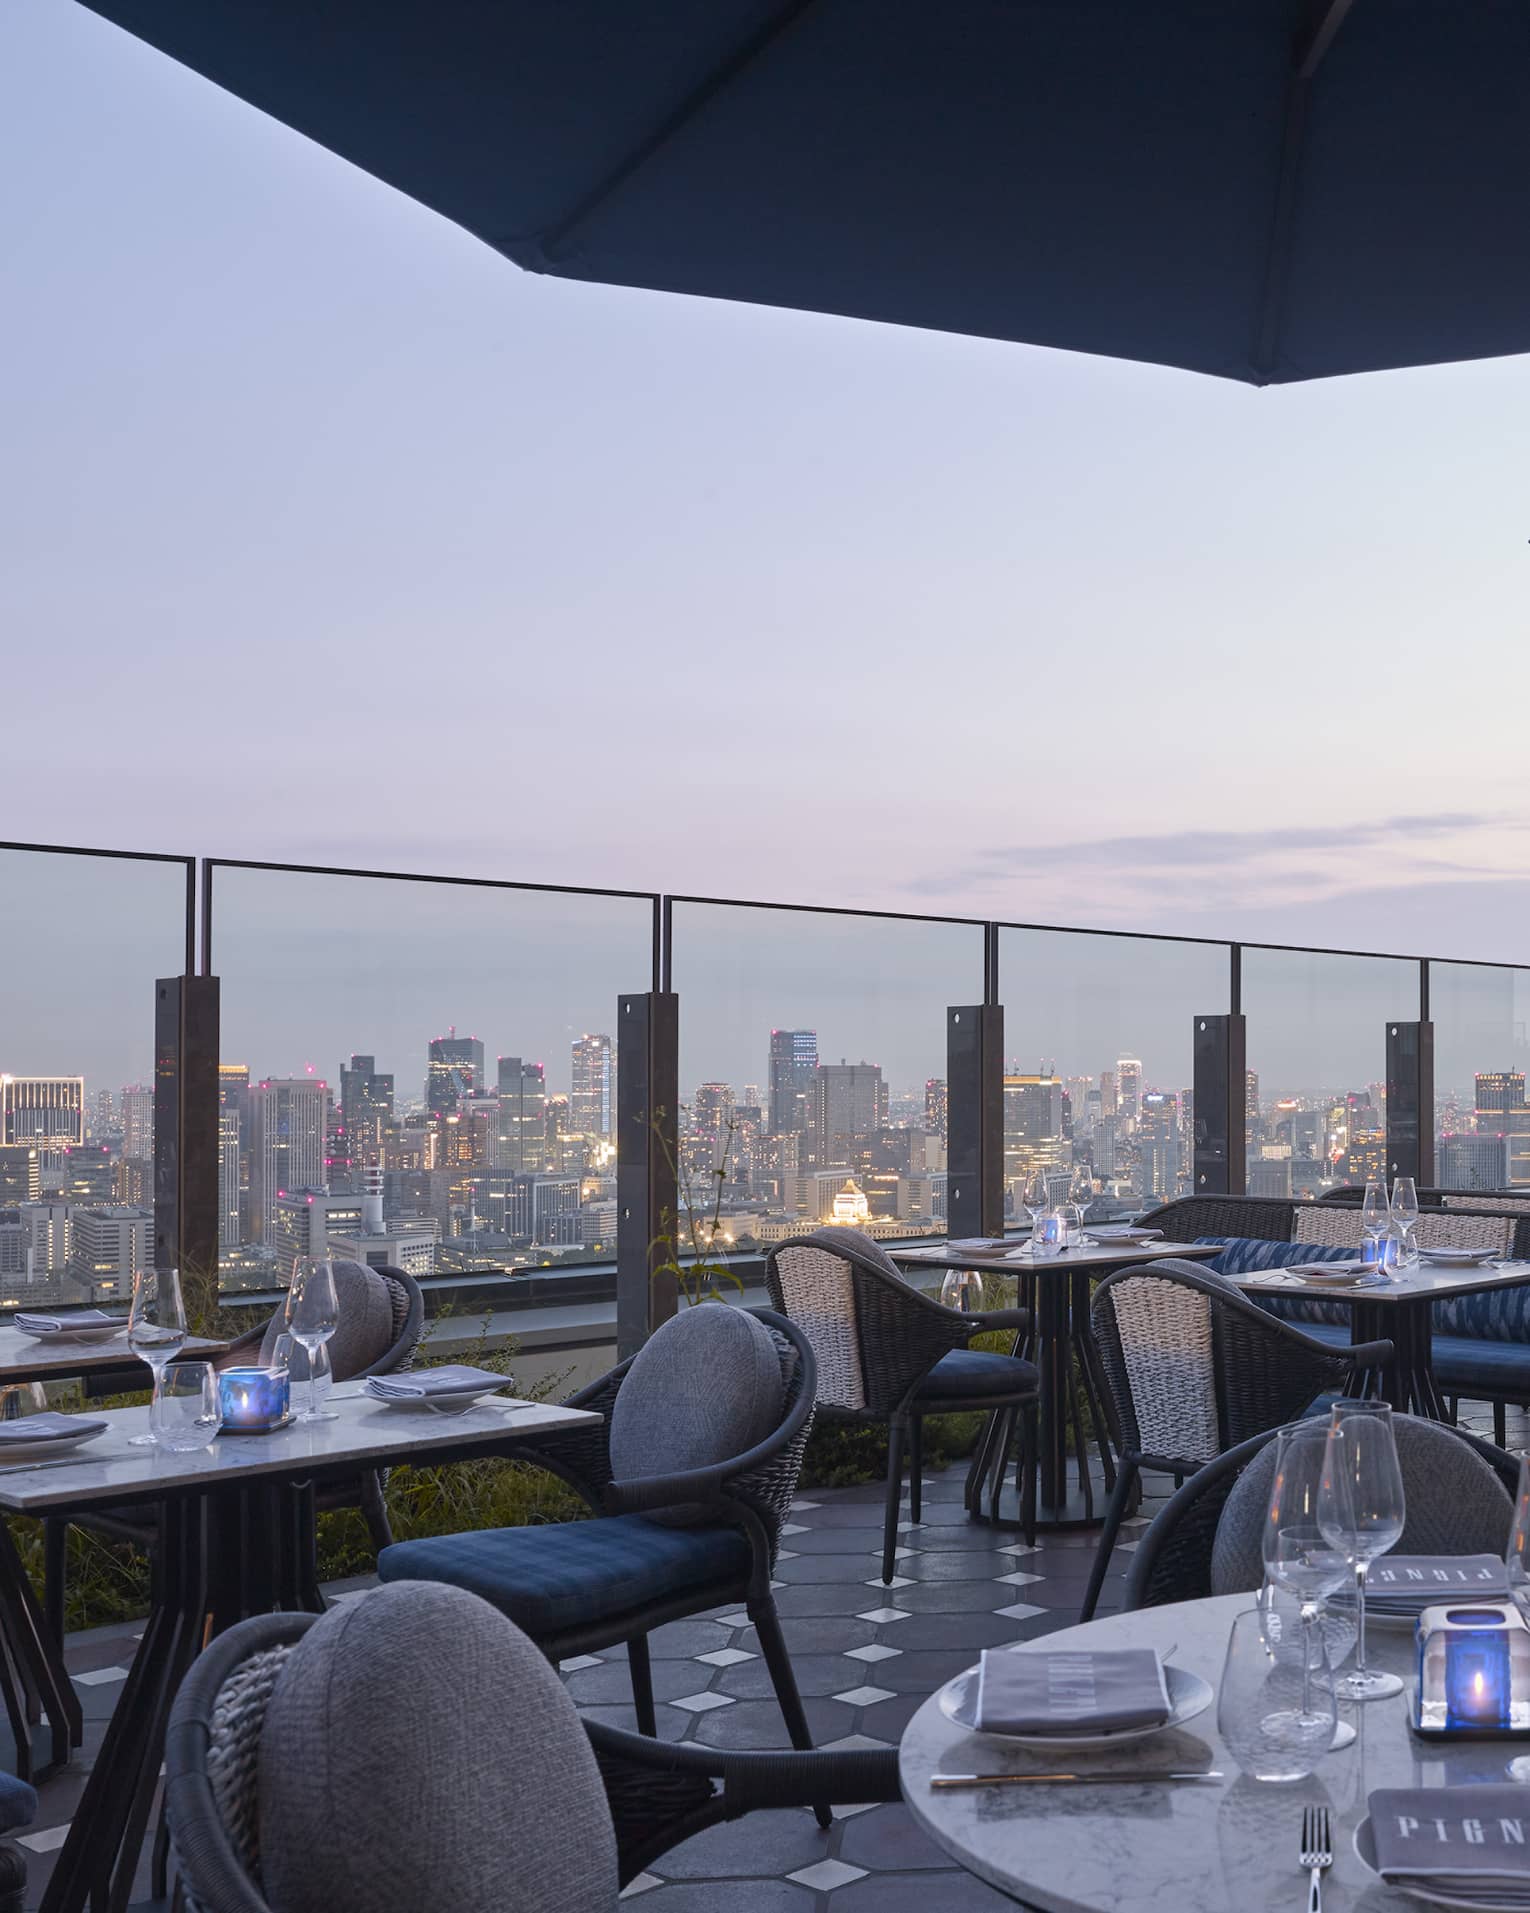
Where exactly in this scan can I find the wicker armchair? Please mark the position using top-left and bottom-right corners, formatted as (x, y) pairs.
(165, 1600), (901, 1913)
(44, 1263), (424, 1641)
(1135, 1194), (1297, 1243)
(1123, 1417), (1519, 1611)
(377, 1307), (822, 1803)
(764, 1229), (1039, 1581)
(1079, 1259), (1392, 1621)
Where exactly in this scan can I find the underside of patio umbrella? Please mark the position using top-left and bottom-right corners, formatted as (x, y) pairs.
(76, 0), (1530, 384)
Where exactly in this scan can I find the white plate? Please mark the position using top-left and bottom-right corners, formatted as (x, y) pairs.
(936, 1660), (1212, 1750)
(365, 1384), (507, 1412)
(1354, 1816), (1530, 1911)
(15, 1324), (125, 1346)
(1421, 1248), (1498, 1266)
(0, 1426), (106, 1462)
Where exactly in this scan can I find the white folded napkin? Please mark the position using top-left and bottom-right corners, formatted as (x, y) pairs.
(366, 1365), (507, 1400)
(1372, 1786), (1530, 1903)
(975, 1647), (1170, 1736)
(14, 1310), (120, 1334)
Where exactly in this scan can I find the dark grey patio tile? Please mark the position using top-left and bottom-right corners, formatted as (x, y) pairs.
(858, 1648), (981, 1694)
(579, 1702), (690, 1740)
(886, 1583), (1010, 1615)
(856, 1691), (929, 1738)
(641, 1621), (739, 1658)
(834, 1867), (1016, 1909)
(649, 1808), (833, 1880)
(776, 1617), (881, 1655)
(900, 1551), (1017, 1582)
(774, 1554), (889, 1585)
(563, 1659), (706, 1706)
(866, 1613), (1022, 1651)
(689, 1698), (845, 1749)
(776, 1527), (898, 1556)
(715, 1654), (868, 1701)
(628, 1881), (816, 1910)
(773, 1584), (893, 1619)
(838, 1803), (952, 1873)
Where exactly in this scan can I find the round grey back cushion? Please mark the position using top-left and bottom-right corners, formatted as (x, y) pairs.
(258, 1260), (395, 1382)
(1211, 1415), (1513, 1595)
(608, 1304), (785, 1526)
(258, 1583), (617, 1913)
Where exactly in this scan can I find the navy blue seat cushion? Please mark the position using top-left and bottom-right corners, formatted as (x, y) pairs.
(917, 1348), (1038, 1403)
(1432, 1283), (1530, 1342)
(0, 1772), (34, 1835)
(376, 1514), (751, 1636)
(1433, 1336), (1530, 1398)
(1196, 1236), (1356, 1327)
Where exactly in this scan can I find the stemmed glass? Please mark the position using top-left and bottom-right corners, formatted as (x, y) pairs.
(1504, 1458), (1530, 1780)
(1360, 1178), (1391, 1273)
(1317, 1401), (1406, 1701)
(127, 1265), (187, 1447)
(1262, 1423), (1353, 1739)
(1391, 1177), (1420, 1270)
(285, 1259), (340, 1424)
(1069, 1169), (1094, 1244)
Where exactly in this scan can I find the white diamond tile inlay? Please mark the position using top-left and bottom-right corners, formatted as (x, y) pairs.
(75, 1666), (129, 1687)
(845, 1642), (902, 1664)
(695, 1647), (755, 1668)
(791, 1499), (821, 1511)
(999, 1542), (1040, 1557)
(559, 1654), (603, 1672)
(19, 1826), (71, 1854)
(787, 1859), (869, 1892)
(822, 1733), (891, 1752)
(995, 1601), (1047, 1622)
(856, 1606), (912, 1625)
(867, 1575), (916, 1590)
(620, 1874), (663, 1899)
(670, 1690), (734, 1714)
(714, 1613), (752, 1630)
(833, 1685), (895, 1707)
(780, 1522), (810, 1536)
(996, 1570), (1043, 1587)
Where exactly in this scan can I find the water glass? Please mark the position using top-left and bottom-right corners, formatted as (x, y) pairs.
(940, 1267), (985, 1313)
(285, 1258), (340, 1423)
(1390, 1176), (1420, 1267)
(1505, 1458), (1530, 1779)
(152, 1361), (221, 1453)
(1318, 1400), (1406, 1701)
(1360, 1178), (1390, 1269)
(127, 1266), (187, 1448)
(1218, 1606), (1338, 1782)
(1262, 1423), (1351, 1733)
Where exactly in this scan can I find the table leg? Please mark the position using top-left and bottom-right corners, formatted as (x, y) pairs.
(1035, 1270), (1070, 1513)
(0, 1519), (80, 1776)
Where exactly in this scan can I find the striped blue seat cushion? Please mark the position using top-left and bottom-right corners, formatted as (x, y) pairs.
(1195, 1236), (1356, 1327)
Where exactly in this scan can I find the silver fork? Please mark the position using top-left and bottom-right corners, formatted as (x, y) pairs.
(1301, 1805), (1333, 1913)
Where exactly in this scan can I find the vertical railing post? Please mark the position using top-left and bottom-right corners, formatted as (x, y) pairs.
(1192, 945), (1246, 1195)
(616, 908), (679, 1357)
(1387, 961), (1435, 1186)
(947, 925), (1004, 1238)
(154, 972), (221, 1330)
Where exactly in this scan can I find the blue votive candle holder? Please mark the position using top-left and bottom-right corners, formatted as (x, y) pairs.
(217, 1366), (290, 1435)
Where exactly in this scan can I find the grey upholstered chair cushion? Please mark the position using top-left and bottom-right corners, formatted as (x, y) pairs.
(1210, 1415), (1513, 1595)
(258, 1583), (617, 1913)
(803, 1226), (908, 1282)
(608, 1304), (785, 1525)
(258, 1259), (395, 1382)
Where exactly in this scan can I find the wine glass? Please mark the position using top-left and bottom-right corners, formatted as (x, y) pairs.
(1504, 1458), (1530, 1779)
(127, 1265), (187, 1447)
(1317, 1401), (1406, 1701)
(285, 1259), (340, 1424)
(152, 1361), (222, 1453)
(1218, 1606), (1338, 1782)
(1360, 1178), (1391, 1272)
(940, 1266), (985, 1313)
(1069, 1169), (1095, 1244)
(1390, 1177), (1420, 1270)
(1262, 1423), (1352, 1738)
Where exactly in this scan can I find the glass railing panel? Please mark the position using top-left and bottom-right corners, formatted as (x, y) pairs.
(667, 900), (986, 1251)
(207, 863), (656, 1291)
(0, 844), (192, 1304)
(1429, 960), (1530, 1189)
(1239, 946), (1421, 1198)
(997, 927), (1230, 1220)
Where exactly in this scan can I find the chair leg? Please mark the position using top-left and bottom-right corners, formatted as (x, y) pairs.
(1081, 1457), (1139, 1624)
(908, 1416), (923, 1526)
(42, 1520), (65, 1651)
(1496, 1402), (1508, 1450)
(987, 1408), (1015, 1523)
(881, 1420), (906, 1585)
(750, 1596), (831, 1828)
(627, 1633), (657, 1737)
(358, 1469), (394, 1552)
(1020, 1401), (1038, 1547)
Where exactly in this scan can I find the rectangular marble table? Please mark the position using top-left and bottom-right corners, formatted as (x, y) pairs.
(22, 1384), (603, 1913)
(1222, 1257), (1530, 1418)
(0, 1324), (224, 1388)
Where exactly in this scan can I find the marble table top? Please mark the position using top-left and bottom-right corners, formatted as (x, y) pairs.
(892, 1240), (1221, 1274)
(0, 1323), (224, 1384)
(1227, 1259), (1530, 1307)
(900, 1590), (1515, 1912)
(0, 1382), (600, 1515)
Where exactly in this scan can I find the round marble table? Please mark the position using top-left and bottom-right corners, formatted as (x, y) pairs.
(899, 1591), (1526, 1912)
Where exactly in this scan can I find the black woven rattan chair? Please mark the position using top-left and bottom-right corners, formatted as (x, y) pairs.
(43, 1262), (424, 1641)
(165, 1599), (900, 1913)
(1123, 1416), (1519, 1611)
(764, 1229), (1039, 1582)
(1079, 1258), (1393, 1621)
(377, 1306), (823, 1807)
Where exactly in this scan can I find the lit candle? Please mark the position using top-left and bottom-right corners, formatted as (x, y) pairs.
(1445, 1628), (1512, 1730)
(217, 1366), (290, 1435)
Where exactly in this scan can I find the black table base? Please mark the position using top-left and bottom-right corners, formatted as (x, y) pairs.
(1346, 1297), (1448, 1420)
(40, 1479), (320, 1913)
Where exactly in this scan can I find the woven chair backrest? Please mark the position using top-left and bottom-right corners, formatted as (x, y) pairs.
(1104, 1275), (1222, 1467)
(206, 1643), (293, 1898)
(1444, 1194), (1530, 1215)
(768, 1244), (868, 1410)
(1292, 1206), (1512, 1256)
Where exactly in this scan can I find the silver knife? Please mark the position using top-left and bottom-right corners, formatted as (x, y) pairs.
(931, 1770), (1223, 1790)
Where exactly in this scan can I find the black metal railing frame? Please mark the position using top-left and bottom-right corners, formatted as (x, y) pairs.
(8, 841), (1530, 1336)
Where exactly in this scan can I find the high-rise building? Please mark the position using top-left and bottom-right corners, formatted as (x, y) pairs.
(0, 1145), (40, 1207)
(768, 1030), (818, 1136)
(1099, 1070), (1118, 1119)
(121, 1084), (155, 1162)
(21, 1201), (70, 1275)
(811, 1062), (885, 1164)
(570, 1034), (615, 1139)
(1, 1077), (84, 1165)
(218, 1107), (241, 1250)
(1439, 1132), (1511, 1190)
(924, 1078), (948, 1146)
(531, 1174), (583, 1246)
(248, 1078), (331, 1245)
(1245, 1070), (1262, 1149)
(1477, 1072), (1529, 1119)
(426, 1030), (485, 1118)
(496, 1058), (547, 1176)
(691, 1083), (737, 1176)
(1248, 1157), (1295, 1199)
(272, 1188), (366, 1268)
(67, 1205), (151, 1299)
(339, 1054), (394, 1168)
(60, 1145), (115, 1203)
(1116, 1058), (1143, 1130)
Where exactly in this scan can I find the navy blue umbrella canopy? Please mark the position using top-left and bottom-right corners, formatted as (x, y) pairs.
(76, 0), (1530, 384)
